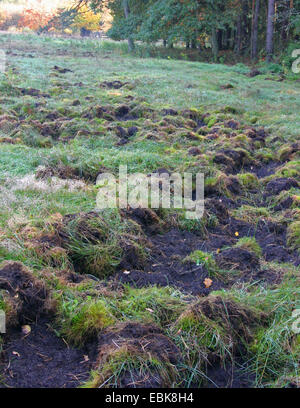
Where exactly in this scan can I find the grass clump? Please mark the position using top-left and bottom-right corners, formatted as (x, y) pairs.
(84, 321), (181, 388)
(225, 280), (300, 386)
(113, 285), (188, 326)
(57, 294), (115, 346)
(84, 347), (175, 388)
(170, 294), (266, 386)
(232, 205), (270, 224)
(237, 173), (259, 190)
(287, 221), (300, 254)
(234, 237), (262, 257)
(58, 210), (147, 278)
(183, 250), (218, 276)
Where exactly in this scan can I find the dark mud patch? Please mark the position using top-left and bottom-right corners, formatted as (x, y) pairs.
(216, 247), (260, 271)
(265, 177), (299, 195)
(205, 362), (254, 388)
(116, 229), (225, 295)
(239, 268), (283, 286)
(0, 318), (96, 388)
(245, 161), (281, 179)
(221, 218), (300, 266)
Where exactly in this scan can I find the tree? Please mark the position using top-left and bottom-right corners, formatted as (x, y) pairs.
(251, 0), (260, 60)
(266, 0), (276, 62)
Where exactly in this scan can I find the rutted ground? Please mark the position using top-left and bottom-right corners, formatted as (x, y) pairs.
(0, 34), (299, 388)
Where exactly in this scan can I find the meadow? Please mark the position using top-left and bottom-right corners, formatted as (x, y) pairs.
(0, 33), (299, 388)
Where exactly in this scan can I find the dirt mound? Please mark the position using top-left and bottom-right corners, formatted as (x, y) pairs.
(93, 322), (181, 388)
(53, 65), (73, 74)
(121, 207), (164, 234)
(214, 149), (251, 172)
(0, 262), (52, 327)
(216, 247), (260, 271)
(15, 87), (50, 98)
(100, 80), (129, 89)
(265, 178), (299, 195)
(205, 198), (229, 223)
(192, 296), (265, 334)
(36, 165), (80, 180)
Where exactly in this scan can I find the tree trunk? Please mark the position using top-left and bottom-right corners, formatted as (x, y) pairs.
(123, 0), (135, 52)
(235, 16), (242, 55)
(211, 28), (219, 62)
(251, 0), (260, 60)
(266, 0), (275, 62)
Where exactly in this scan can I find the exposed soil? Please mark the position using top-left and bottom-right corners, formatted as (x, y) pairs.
(0, 319), (96, 388)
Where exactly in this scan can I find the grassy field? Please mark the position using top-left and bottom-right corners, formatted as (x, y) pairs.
(0, 33), (299, 388)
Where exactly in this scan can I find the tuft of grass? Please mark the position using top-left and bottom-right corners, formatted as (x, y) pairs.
(83, 346), (177, 388)
(237, 173), (259, 190)
(57, 295), (115, 346)
(287, 221), (300, 254)
(234, 237), (262, 257)
(232, 205), (270, 224)
(183, 250), (218, 277)
(113, 285), (188, 326)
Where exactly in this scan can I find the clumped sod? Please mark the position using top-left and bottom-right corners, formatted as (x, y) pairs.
(170, 294), (267, 386)
(57, 295), (115, 346)
(237, 173), (260, 190)
(234, 237), (262, 258)
(286, 221), (300, 254)
(183, 250), (219, 277)
(225, 280), (300, 386)
(231, 205), (270, 224)
(113, 285), (189, 326)
(83, 322), (181, 388)
(83, 348), (174, 388)
(57, 210), (148, 278)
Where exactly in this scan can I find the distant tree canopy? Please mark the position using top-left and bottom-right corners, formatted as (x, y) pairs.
(86, 0), (300, 61)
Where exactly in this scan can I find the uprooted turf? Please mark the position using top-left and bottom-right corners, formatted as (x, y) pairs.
(0, 33), (299, 388)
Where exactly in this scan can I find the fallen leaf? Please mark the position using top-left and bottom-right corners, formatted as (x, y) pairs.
(22, 325), (31, 335)
(12, 351), (20, 357)
(123, 270), (131, 275)
(204, 278), (213, 288)
(146, 308), (154, 313)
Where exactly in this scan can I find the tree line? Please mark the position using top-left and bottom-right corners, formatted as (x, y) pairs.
(86, 0), (300, 62)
